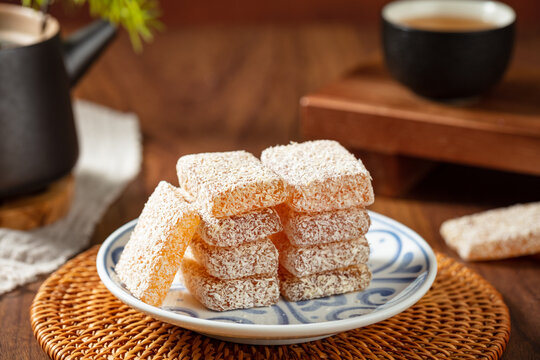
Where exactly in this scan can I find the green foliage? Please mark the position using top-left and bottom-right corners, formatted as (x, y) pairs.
(22, 0), (162, 51)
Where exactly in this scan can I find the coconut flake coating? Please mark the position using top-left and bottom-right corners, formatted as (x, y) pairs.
(181, 256), (279, 311)
(116, 181), (200, 307)
(276, 204), (371, 246)
(279, 264), (372, 302)
(198, 207), (282, 247)
(271, 232), (369, 277)
(261, 140), (374, 213)
(190, 234), (278, 279)
(176, 150), (286, 218)
(440, 202), (540, 261)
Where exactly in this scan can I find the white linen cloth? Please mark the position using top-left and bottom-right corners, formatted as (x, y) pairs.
(0, 100), (141, 294)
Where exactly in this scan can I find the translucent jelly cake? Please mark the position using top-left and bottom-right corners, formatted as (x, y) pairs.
(116, 181), (200, 307)
(279, 264), (372, 302)
(441, 202), (540, 260)
(181, 256), (279, 311)
(198, 207), (282, 247)
(276, 204), (370, 246)
(261, 140), (374, 212)
(190, 234), (278, 279)
(271, 232), (369, 277)
(176, 151), (286, 217)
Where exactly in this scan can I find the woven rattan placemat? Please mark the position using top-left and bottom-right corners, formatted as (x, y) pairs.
(30, 246), (510, 360)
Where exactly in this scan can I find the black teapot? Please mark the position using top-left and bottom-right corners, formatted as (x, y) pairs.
(0, 3), (116, 199)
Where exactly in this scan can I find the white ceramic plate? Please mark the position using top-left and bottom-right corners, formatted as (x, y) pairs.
(97, 211), (437, 345)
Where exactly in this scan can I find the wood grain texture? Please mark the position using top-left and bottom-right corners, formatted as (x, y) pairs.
(48, 0), (540, 28)
(0, 25), (538, 360)
(301, 61), (540, 176)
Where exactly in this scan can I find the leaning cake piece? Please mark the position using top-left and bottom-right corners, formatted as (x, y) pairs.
(181, 256), (280, 311)
(276, 204), (370, 246)
(116, 181), (200, 307)
(190, 234), (278, 279)
(271, 232), (370, 277)
(440, 202), (540, 261)
(176, 150), (286, 218)
(279, 264), (372, 302)
(261, 140), (374, 213)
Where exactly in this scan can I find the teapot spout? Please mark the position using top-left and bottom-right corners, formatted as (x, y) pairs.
(63, 20), (117, 87)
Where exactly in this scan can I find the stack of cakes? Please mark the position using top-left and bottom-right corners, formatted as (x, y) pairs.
(116, 141), (376, 312)
(176, 151), (286, 311)
(262, 140), (374, 301)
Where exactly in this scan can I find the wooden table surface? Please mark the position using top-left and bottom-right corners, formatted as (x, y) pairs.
(1, 25), (539, 359)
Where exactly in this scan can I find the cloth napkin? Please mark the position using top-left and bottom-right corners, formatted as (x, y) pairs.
(0, 100), (141, 294)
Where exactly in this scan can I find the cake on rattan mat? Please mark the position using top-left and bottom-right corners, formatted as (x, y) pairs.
(30, 246), (510, 360)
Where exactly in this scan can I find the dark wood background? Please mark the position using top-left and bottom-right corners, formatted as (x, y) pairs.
(45, 0), (540, 28)
(1, 0), (539, 358)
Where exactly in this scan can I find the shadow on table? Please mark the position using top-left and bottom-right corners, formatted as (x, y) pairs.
(402, 162), (540, 207)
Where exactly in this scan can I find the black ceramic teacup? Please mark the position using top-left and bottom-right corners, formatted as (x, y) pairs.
(382, 0), (515, 100)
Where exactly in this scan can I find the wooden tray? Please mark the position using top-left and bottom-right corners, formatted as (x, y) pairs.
(301, 62), (540, 195)
(30, 246), (510, 360)
(0, 175), (74, 230)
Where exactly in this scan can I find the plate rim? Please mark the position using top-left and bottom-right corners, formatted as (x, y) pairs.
(96, 211), (438, 339)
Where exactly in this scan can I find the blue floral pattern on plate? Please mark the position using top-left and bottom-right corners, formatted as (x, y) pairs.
(98, 212), (436, 343)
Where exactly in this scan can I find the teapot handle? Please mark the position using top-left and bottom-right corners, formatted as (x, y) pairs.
(63, 20), (117, 87)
